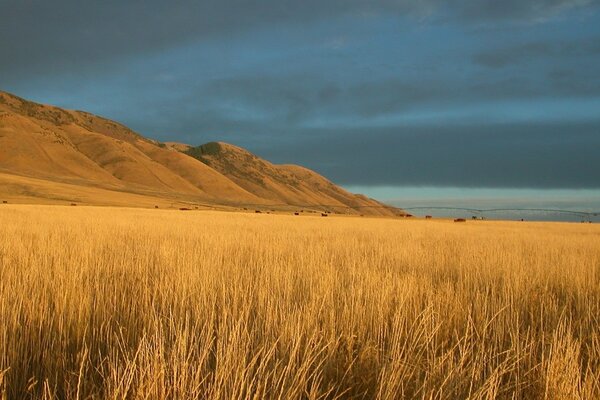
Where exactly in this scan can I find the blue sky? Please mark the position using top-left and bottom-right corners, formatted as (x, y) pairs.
(1, 1), (599, 218)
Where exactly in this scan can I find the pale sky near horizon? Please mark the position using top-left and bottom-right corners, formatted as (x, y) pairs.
(345, 186), (600, 220)
(1, 1), (599, 218)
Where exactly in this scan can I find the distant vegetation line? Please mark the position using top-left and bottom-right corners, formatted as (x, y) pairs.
(217, 202), (398, 209)
(402, 206), (599, 218)
(213, 201), (599, 218)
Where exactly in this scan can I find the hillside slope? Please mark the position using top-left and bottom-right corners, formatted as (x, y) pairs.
(0, 91), (402, 215)
(184, 142), (398, 215)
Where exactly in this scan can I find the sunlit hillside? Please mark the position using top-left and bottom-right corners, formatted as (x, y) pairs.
(0, 91), (398, 216)
(1, 205), (599, 399)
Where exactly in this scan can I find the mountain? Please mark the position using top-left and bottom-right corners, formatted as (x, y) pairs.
(0, 91), (402, 216)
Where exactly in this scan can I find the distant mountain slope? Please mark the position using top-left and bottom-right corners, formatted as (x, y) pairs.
(184, 142), (398, 215)
(0, 91), (254, 203)
(0, 91), (402, 215)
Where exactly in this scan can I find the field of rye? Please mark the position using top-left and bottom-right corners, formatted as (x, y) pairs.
(0, 205), (599, 399)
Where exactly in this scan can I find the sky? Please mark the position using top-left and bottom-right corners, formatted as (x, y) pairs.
(1, 0), (599, 219)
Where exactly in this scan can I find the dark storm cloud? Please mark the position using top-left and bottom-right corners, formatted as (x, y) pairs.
(164, 72), (600, 129)
(1, 0), (599, 78)
(119, 71), (600, 190)
(112, 66), (600, 188)
(474, 36), (600, 68)
(2, 0), (600, 191)
(258, 121), (600, 189)
(0, 0), (416, 77)
(451, 0), (600, 21)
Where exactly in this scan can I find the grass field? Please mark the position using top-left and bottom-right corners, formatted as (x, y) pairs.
(0, 205), (599, 399)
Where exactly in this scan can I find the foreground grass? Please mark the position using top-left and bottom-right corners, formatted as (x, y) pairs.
(0, 205), (599, 399)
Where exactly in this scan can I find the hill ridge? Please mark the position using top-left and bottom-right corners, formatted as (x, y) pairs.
(0, 90), (402, 216)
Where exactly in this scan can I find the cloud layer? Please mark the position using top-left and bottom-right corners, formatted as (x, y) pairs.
(1, 0), (599, 189)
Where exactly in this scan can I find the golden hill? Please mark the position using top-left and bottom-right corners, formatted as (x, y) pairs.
(0, 91), (402, 215)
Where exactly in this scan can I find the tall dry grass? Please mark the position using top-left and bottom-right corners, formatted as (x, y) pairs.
(0, 205), (599, 399)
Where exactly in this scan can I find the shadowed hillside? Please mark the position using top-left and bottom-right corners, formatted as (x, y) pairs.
(0, 91), (402, 215)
